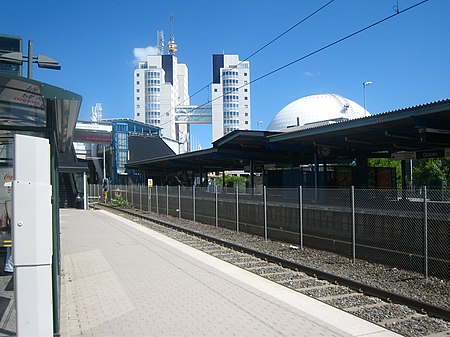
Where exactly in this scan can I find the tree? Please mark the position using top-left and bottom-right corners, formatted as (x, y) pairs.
(414, 158), (449, 188)
(223, 175), (246, 188)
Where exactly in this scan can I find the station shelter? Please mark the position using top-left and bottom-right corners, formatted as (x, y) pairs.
(126, 99), (450, 190)
(0, 71), (82, 335)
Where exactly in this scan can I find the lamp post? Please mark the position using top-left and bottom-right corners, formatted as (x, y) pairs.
(363, 81), (373, 116)
(0, 40), (61, 79)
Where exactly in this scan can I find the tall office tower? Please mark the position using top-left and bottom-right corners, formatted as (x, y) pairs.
(134, 54), (189, 148)
(211, 54), (251, 142)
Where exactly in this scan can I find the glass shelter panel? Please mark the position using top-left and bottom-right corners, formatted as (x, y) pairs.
(0, 77), (46, 127)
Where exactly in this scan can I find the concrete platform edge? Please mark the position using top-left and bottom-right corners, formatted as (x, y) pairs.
(100, 210), (401, 337)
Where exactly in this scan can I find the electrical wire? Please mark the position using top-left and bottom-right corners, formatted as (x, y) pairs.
(157, 0), (336, 127)
(168, 0), (430, 120)
(178, 0), (335, 107)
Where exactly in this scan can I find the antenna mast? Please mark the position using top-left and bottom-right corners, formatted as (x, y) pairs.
(91, 103), (103, 122)
(167, 13), (177, 55)
(157, 30), (165, 55)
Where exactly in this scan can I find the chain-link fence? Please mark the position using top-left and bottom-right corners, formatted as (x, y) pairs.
(88, 184), (450, 279)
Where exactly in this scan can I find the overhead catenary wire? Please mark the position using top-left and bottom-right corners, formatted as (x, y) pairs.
(181, 0), (335, 105)
(158, 0), (336, 127)
(166, 0), (430, 121)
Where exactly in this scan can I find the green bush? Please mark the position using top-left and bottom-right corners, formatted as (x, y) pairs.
(111, 193), (130, 208)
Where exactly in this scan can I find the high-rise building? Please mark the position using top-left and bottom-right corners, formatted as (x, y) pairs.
(134, 54), (189, 151)
(211, 54), (251, 141)
(133, 37), (251, 149)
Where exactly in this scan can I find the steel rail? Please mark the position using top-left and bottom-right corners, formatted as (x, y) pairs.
(101, 204), (450, 322)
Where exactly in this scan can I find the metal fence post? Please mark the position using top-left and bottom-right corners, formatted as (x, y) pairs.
(149, 187), (152, 212)
(215, 185), (218, 228)
(125, 183), (128, 203)
(131, 182), (134, 207)
(299, 186), (303, 250)
(264, 186), (267, 241)
(156, 185), (159, 214)
(351, 186), (356, 264)
(178, 185), (181, 219)
(166, 185), (169, 216)
(139, 185), (142, 210)
(193, 185), (196, 223)
(236, 185), (239, 233)
(423, 186), (428, 279)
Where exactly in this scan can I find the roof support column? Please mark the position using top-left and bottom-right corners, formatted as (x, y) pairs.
(199, 166), (204, 187)
(355, 156), (369, 188)
(401, 160), (407, 198)
(249, 160), (254, 189)
(313, 152), (319, 189)
(190, 170), (195, 187)
(289, 162), (294, 188)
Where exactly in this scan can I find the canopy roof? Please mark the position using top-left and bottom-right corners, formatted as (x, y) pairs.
(0, 72), (82, 153)
(127, 99), (450, 174)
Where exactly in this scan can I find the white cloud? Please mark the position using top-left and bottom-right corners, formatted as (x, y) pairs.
(133, 45), (159, 63)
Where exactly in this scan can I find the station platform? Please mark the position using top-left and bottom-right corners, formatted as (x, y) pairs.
(60, 209), (400, 337)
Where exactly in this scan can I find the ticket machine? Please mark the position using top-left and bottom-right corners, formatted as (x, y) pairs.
(12, 134), (53, 336)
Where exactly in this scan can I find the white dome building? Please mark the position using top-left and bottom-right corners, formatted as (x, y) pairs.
(267, 93), (369, 131)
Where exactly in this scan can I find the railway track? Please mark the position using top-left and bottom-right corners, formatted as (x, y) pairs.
(100, 205), (450, 337)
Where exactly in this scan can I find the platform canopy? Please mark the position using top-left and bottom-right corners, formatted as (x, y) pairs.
(0, 71), (82, 153)
(127, 99), (450, 177)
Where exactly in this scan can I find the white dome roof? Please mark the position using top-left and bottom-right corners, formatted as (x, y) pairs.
(267, 93), (369, 131)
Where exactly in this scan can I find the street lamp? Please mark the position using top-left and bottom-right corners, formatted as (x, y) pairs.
(363, 81), (373, 116)
(0, 40), (60, 79)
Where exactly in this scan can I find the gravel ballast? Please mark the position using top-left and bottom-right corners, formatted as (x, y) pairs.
(103, 206), (450, 336)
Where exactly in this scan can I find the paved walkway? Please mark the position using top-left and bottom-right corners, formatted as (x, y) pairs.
(60, 209), (400, 337)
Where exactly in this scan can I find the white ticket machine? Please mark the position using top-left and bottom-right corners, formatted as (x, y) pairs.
(12, 134), (53, 336)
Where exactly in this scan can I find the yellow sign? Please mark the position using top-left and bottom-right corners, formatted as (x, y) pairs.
(148, 179), (153, 188)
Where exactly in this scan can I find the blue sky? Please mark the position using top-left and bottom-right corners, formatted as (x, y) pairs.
(3, 0), (449, 148)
